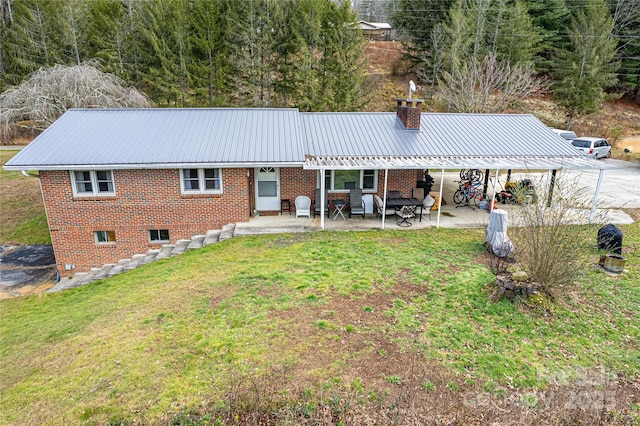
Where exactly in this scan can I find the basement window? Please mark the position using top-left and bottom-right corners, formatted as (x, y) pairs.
(72, 170), (115, 196)
(94, 230), (116, 244)
(180, 168), (222, 194)
(149, 229), (170, 242)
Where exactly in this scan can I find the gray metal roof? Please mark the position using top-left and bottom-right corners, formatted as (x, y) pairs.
(4, 108), (304, 170)
(5, 108), (610, 171)
(301, 112), (609, 170)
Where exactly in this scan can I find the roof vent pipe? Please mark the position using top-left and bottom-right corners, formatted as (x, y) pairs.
(396, 98), (423, 130)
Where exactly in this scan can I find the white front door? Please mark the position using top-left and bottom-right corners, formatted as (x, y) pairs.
(255, 167), (280, 211)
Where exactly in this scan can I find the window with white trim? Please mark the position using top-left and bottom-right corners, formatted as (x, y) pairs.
(149, 229), (170, 242)
(317, 170), (377, 192)
(94, 230), (116, 244)
(181, 168), (222, 194)
(72, 170), (115, 196)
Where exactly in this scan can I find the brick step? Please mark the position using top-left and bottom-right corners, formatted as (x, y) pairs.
(93, 264), (115, 280)
(203, 230), (221, 246)
(123, 254), (146, 271)
(171, 240), (191, 256)
(141, 249), (160, 265)
(50, 223), (236, 292)
(219, 224), (236, 241)
(187, 235), (206, 250)
(107, 258), (131, 277)
(47, 272), (88, 292)
(155, 245), (175, 260)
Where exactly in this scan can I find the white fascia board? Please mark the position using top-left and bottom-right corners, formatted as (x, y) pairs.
(3, 162), (305, 171)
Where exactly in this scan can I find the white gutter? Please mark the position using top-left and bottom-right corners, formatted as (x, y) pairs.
(4, 161), (305, 171)
(21, 170), (39, 178)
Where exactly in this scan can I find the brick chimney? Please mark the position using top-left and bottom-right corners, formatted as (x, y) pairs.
(396, 98), (423, 130)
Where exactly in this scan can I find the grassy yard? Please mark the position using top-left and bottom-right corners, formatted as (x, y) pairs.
(1, 224), (638, 425)
(0, 150), (50, 244)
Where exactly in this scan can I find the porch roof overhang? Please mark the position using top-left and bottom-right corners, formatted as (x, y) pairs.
(303, 155), (616, 171)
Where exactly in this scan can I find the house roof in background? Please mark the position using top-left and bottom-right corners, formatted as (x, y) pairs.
(358, 21), (392, 30)
(5, 108), (304, 170)
(4, 107), (609, 171)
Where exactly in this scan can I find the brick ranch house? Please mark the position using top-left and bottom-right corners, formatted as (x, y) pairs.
(5, 99), (606, 278)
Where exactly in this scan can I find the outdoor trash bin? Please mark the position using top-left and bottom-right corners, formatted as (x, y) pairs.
(598, 223), (623, 254)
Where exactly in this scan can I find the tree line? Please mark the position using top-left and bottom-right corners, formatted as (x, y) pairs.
(391, 0), (638, 128)
(0, 0), (366, 111)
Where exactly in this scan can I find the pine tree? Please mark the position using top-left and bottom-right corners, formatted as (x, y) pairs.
(551, 0), (619, 129)
(190, 0), (236, 106)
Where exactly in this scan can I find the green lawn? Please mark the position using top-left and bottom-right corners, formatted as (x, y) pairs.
(1, 226), (638, 424)
(0, 150), (51, 244)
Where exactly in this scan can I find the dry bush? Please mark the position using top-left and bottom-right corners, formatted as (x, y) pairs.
(509, 175), (606, 294)
(0, 62), (153, 142)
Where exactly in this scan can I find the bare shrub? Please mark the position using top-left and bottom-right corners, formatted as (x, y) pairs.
(437, 53), (547, 113)
(510, 175), (607, 294)
(0, 62), (153, 142)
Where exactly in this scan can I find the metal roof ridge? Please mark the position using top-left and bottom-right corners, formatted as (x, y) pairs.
(66, 107), (301, 112)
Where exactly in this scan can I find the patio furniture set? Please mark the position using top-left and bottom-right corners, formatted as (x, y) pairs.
(295, 188), (436, 227)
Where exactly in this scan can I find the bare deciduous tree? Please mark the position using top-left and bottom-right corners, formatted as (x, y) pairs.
(437, 53), (546, 113)
(0, 62), (153, 142)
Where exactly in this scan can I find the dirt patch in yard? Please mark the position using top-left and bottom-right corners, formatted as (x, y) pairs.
(207, 276), (640, 425)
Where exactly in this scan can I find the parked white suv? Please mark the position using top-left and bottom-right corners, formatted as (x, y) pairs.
(571, 137), (611, 159)
(550, 128), (577, 141)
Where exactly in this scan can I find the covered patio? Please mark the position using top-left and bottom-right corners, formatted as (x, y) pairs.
(237, 169), (633, 236)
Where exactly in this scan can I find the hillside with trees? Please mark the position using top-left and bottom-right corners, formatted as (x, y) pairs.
(1, 0), (366, 111)
(1, 0), (638, 135)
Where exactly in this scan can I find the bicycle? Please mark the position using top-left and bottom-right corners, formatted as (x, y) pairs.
(459, 169), (483, 183)
(453, 180), (485, 207)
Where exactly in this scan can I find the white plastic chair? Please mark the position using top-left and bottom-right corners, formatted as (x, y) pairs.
(295, 195), (311, 218)
(421, 195), (436, 221)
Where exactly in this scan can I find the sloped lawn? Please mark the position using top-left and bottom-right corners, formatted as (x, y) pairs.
(1, 226), (638, 424)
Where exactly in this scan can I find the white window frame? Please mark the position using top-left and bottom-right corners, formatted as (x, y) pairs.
(149, 229), (170, 243)
(317, 169), (378, 193)
(71, 170), (116, 197)
(180, 168), (223, 194)
(94, 230), (116, 244)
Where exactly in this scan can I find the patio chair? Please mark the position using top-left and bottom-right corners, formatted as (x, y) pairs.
(387, 190), (402, 199)
(349, 188), (365, 218)
(396, 205), (416, 227)
(295, 195), (311, 218)
(420, 194), (436, 221)
(374, 195), (395, 218)
(313, 189), (330, 218)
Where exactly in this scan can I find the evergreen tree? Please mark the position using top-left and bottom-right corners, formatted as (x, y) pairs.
(190, 0), (236, 106)
(523, 0), (571, 71)
(551, 0), (619, 129)
(391, 0), (454, 64)
(83, 0), (128, 78)
(317, 0), (367, 111)
(134, 0), (193, 106)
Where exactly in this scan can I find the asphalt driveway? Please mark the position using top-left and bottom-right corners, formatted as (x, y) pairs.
(0, 245), (57, 299)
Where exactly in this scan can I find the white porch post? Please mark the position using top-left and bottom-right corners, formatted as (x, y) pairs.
(590, 169), (605, 223)
(541, 170), (551, 217)
(320, 169), (326, 230)
(382, 168), (389, 230)
(436, 169), (444, 228)
(490, 169), (499, 208)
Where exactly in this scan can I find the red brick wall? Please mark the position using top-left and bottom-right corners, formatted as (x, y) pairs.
(40, 168), (251, 277)
(41, 167), (422, 277)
